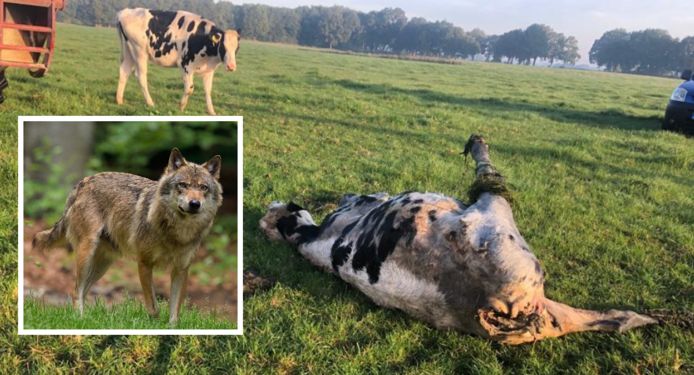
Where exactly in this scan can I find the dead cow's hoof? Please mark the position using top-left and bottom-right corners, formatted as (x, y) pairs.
(243, 269), (275, 296)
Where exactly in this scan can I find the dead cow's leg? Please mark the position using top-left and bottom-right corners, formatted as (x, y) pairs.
(202, 71), (216, 115)
(463, 134), (511, 203)
(180, 72), (194, 112)
(464, 134), (496, 176)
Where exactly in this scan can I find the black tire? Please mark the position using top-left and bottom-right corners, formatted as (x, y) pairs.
(662, 115), (674, 131)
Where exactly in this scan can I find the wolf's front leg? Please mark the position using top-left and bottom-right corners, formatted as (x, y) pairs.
(169, 266), (189, 324)
(138, 261), (159, 318)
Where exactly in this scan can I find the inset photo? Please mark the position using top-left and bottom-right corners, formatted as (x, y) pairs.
(19, 116), (241, 335)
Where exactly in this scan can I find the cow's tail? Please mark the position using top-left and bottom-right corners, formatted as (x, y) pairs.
(116, 21), (129, 62)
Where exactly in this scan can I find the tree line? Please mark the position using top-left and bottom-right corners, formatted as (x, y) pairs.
(58, 0), (581, 65)
(590, 29), (693, 75)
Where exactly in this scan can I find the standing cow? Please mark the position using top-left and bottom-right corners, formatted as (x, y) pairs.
(116, 8), (240, 115)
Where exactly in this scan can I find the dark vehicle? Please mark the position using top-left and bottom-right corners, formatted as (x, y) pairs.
(663, 69), (694, 134)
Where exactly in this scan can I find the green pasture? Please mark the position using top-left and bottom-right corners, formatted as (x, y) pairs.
(0, 23), (691, 373)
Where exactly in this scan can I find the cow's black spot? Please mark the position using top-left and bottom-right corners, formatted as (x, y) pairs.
(351, 200), (418, 284)
(428, 210), (437, 221)
(295, 225), (320, 244)
(187, 21), (196, 32)
(182, 41), (186, 50)
(276, 212), (318, 245)
(197, 21), (207, 34)
(533, 259), (542, 274)
(177, 16), (185, 29)
(355, 195), (378, 206)
(146, 10), (178, 58)
(320, 211), (344, 231)
(181, 26), (223, 73)
(286, 202), (304, 212)
(330, 221), (358, 272)
(409, 206), (421, 214)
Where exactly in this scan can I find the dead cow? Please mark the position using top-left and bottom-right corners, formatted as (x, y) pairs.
(260, 135), (656, 344)
(116, 8), (240, 115)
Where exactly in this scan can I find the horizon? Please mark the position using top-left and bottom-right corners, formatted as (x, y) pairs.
(231, 0), (693, 65)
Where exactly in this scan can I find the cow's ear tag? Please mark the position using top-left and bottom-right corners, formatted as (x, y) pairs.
(211, 34), (221, 45)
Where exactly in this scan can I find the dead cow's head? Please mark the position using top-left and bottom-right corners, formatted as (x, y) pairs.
(212, 29), (240, 72)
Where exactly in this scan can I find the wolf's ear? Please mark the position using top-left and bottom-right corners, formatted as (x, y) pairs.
(167, 148), (187, 172)
(203, 155), (222, 179)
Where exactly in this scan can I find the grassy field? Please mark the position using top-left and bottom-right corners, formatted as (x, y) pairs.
(1, 23), (692, 373)
(23, 298), (233, 330)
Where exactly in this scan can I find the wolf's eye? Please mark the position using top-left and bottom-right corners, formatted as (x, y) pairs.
(177, 182), (188, 189)
(199, 184), (209, 192)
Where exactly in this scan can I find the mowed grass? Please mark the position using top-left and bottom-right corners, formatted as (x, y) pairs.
(0, 23), (692, 372)
(23, 298), (233, 330)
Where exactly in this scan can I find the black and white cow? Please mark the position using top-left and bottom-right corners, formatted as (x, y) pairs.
(260, 135), (656, 345)
(116, 8), (240, 115)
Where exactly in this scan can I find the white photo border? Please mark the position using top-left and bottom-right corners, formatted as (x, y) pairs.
(17, 116), (243, 336)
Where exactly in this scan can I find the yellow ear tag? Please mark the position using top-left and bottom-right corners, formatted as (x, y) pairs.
(211, 34), (221, 46)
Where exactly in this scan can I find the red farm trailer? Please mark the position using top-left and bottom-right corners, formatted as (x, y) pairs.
(0, 0), (65, 103)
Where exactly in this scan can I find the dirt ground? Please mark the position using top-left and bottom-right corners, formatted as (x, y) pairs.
(23, 221), (238, 324)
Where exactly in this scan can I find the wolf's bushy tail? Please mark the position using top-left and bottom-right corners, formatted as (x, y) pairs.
(32, 216), (67, 252)
(32, 183), (79, 252)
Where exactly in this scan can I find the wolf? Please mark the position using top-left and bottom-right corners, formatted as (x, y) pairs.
(33, 148), (223, 324)
(260, 135), (656, 344)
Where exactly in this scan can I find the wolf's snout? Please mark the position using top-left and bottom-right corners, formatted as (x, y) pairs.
(189, 200), (201, 211)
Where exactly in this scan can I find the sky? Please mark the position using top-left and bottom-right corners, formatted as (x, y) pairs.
(231, 0), (694, 64)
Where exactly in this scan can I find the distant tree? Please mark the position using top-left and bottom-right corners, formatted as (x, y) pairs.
(524, 24), (553, 65)
(444, 27), (480, 58)
(393, 17), (428, 54)
(495, 29), (526, 63)
(591, 28), (680, 74)
(590, 29), (633, 72)
(558, 36), (580, 65)
(629, 29), (679, 75)
(317, 7), (360, 49)
(266, 7), (301, 43)
(58, 0), (588, 70)
(236, 4), (271, 41)
(680, 36), (694, 69)
(548, 33), (580, 65)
